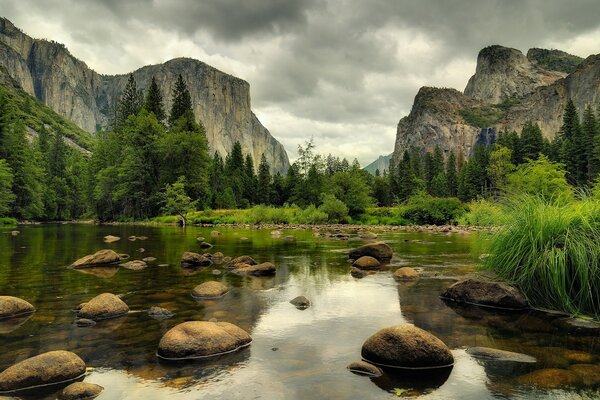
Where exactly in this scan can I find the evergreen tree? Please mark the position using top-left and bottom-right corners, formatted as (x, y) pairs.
(144, 76), (165, 122)
(257, 154), (271, 204)
(392, 151), (417, 202)
(520, 121), (544, 161)
(581, 106), (598, 181)
(209, 152), (226, 208)
(0, 159), (15, 216)
(559, 99), (582, 185)
(169, 74), (193, 125)
(270, 172), (285, 206)
(243, 154), (256, 206)
(116, 74), (143, 130)
(497, 129), (522, 164)
(446, 151), (458, 196)
(225, 141), (246, 206)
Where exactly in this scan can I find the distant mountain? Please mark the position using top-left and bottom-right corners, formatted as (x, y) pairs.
(364, 154), (392, 175)
(0, 17), (289, 173)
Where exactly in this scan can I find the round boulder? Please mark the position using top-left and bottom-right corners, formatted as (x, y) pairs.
(103, 235), (120, 243)
(349, 242), (393, 262)
(350, 267), (368, 279)
(192, 281), (229, 299)
(70, 249), (121, 268)
(0, 296), (35, 320)
(393, 267), (419, 281)
(121, 260), (147, 271)
(227, 255), (257, 269)
(361, 324), (454, 369)
(0, 351), (85, 393)
(353, 256), (381, 270)
(181, 252), (212, 267)
(347, 360), (382, 377)
(60, 382), (104, 400)
(157, 321), (252, 360)
(440, 278), (528, 309)
(77, 293), (129, 321)
(290, 296), (311, 310)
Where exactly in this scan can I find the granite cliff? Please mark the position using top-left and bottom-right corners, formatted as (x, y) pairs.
(391, 44), (597, 169)
(0, 17), (289, 173)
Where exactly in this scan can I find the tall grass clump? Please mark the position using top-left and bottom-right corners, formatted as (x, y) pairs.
(483, 195), (600, 320)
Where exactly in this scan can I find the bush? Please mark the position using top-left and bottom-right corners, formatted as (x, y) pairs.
(484, 195), (600, 320)
(294, 205), (328, 224)
(244, 205), (297, 224)
(0, 217), (17, 225)
(458, 199), (506, 226)
(398, 193), (466, 225)
(319, 194), (348, 223)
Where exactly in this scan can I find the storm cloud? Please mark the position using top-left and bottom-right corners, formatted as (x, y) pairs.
(1, 0), (599, 164)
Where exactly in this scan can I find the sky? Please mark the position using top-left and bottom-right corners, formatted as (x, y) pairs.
(1, 0), (600, 165)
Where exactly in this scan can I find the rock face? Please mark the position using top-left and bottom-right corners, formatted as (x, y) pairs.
(363, 154), (392, 175)
(60, 382), (104, 400)
(0, 296), (35, 319)
(70, 249), (121, 268)
(192, 281), (229, 298)
(441, 278), (528, 309)
(0, 17), (289, 173)
(157, 321), (252, 360)
(349, 242), (393, 262)
(77, 293), (129, 321)
(361, 324), (453, 369)
(0, 351), (86, 392)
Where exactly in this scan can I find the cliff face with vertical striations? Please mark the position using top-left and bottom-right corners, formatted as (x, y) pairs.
(391, 44), (598, 169)
(0, 17), (289, 173)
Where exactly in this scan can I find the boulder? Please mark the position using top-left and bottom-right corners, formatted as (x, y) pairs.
(0, 351), (85, 392)
(77, 293), (129, 321)
(466, 347), (536, 363)
(199, 241), (213, 249)
(181, 252), (212, 267)
(60, 382), (104, 400)
(347, 361), (382, 377)
(349, 242), (393, 261)
(516, 368), (582, 389)
(235, 262), (276, 276)
(192, 281), (229, 298)
(350, 267), (368, 279)
(70, 249), (121, 268)
(358, 231), (378, 240)
(212, 252), (224, 258)
(227, 255), (257, 269)
(352, 256), (381, 270)
(361, 324), (453, 369)
(393, 267), (419, 281)
(75, 318), (96, 327)
(121, 260), (147, 271)
(103, 235), (120, 243)
(157, 321), (252, 360)
(568, 364), (600, 386)
(0, 296), (35, 319)
(290, 296), (311, 310)
(440, 278), (528, 309)
(148, 307), (173, 320)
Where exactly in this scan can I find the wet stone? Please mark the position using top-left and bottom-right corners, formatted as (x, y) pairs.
(60, 382), (104, 400)
(347, 361), (382, 377)
(290, 296), (311, 310)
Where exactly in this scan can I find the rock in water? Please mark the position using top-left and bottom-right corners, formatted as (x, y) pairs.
(70, 249), (121, 268)
(516, 368), (582, 389)
(466, 347), (536, 363)
(121, 260), (147, 271)
(440, 278), (528, 309)
(347, 361), (382, 377)
(157, 321), (252, 360)
(192, 281), (229, 298)
(147, 307), (173, 320)
(234, 262), (276, 276)
(181, 252), (212, 267)
(0, 351), (85, 392)
(77, 293), (129, 321)
(350, 267), (368, 278)
(358, 231), (378, 240)
(361, 324), (454, 369)
(290, 296), (311, 310)
(199, 241), (213, 249)
(352, 256), (381, 270)
(103, 235), (120, 243)
(226, 255), (257, 269)
(60, 382), (104, 400)
(393, 267), (419, 281)
(349, 242), (393, 262)
(0, 296), (35, 319)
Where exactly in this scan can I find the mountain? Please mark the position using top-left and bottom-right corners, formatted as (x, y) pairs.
(364, 154), (392, 175)
(0, 17), (289, 173)
(391, 44), (595, 168)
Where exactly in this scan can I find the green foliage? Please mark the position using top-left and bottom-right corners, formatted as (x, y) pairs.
(398, 193), (465, 225)
(0, 159), (15, 216)
(162, 176), (197, 226)
(527, 48), (583, 74)
(330, 170), (374, 216)
(244, 205), (299, 225)
(0, 217), (17, 225)
(169, 74), (193, 125)
(487, 146), (515, 193)
(115, 74), (143, 131)
(484, 195), (600, 320)
(506, 155), (573, 203)
(319, 194), (349, 223)
(460, 106), (503, 128)
(458, 199), (506, 226)
(144, 76), (165, 122)
(295, 205), (328, 225)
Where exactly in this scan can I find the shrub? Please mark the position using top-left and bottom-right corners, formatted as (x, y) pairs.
(294, 205), (328, 224)
(506, 155), (573, 204)
(484, 195), (600, 320)
(458, 199), (506, 226)
(398, 193), (466, 225)
(319, 194), (348, 223)
(244, 205), (296, 224)
(0, 217), (17, 225)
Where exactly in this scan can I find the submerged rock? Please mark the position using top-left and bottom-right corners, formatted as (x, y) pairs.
(192, 281), (229, 298)
(347, 360), (382, 377)
(210, 231), (222, 237)
(290, 296), (311, 310)
(349, 241), (393, 262)
(148, 307), (174, 320)
(142, 257), (157, 263)
(227, 255), (257, 269)
(361, 324), (453, 369)
(358, 231), (378, 240)
(0, 351), (86, 393)
(60, 382), (104, 400)
(350, 267), (368, 279)
(181, 252), (212, 267)
(440, 278), (528, 309)
(121, 260), (147, 271)
(516, 368), (582, 389)
(234, 262), (276, 276)
(157, 321), (252, 360)
(466, 347), (536, 363)
(352, 256), (381, 270)
(71, 249), (121, 268)
(199, 241), (213, 249)
(568, 364), (600, 386)
(103, 235), (120, 243)
(0, 296), (35, 320)
(77, 293), (129, 321)
(75, 318), (96, 327)
(393, 267), (419, 281)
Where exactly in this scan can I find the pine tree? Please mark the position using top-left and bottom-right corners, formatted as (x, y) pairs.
(446, 151), (458, 196)
(243, 154), (256, 206)
(169, 74), (193, 125)
(497, 129), (522, 164)
(581, 106), (598, 182)
(0, 159), (15, 216)
(392, 151), (417, 202)
(559, 99), (582, 184)
(520, 121), (544, 161)
(270, 172), (285, 206)
(144, 76), (165, 122)
(257, 154), (271, 205)
(225, 142), (245, 205)
(116, 74), (143, 130)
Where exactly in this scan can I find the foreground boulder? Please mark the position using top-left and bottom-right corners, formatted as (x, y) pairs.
(290, 296), (311, 310)
(0, 351), (85, 393)
(234, 262), (276, 276)
(60, 382), (104, 400)
(70, 249), (121, 268)
(440, 278), (528, 309)
(361, 324), (453, 369)
(0, 296), (35, 319)
(157, 321), (252, 360)
(181, 252), (212, 267)
(121, 260), (147, 271)
(393, 267), (419, 281)
(77, 293), (129, 321)
(347, 360), (382, 377)
(353, 256), (381, 270)
(349, 242), (393, 262)
(192, 281), (229, 298)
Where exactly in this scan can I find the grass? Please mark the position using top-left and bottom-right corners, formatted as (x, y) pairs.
(458, 199), (507, 226)
(483, 195), (600, 320)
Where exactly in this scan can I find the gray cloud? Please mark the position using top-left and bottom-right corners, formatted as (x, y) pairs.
(1, 0), (600, 164)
